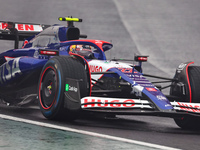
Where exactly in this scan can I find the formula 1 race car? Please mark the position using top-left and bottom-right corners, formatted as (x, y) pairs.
(0, 17), (200, 129)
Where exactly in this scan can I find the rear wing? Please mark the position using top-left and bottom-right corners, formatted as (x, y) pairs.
(0, 21), (50, 49)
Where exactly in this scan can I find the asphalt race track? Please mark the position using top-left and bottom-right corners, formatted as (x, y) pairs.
(0, 0), (200, 149)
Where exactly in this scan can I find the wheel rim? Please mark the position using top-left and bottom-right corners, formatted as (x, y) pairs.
(39, 66), (58, 109)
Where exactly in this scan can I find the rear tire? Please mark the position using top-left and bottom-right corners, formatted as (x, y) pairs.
(174, 66), (200, 129)
(38, 56), (88, 120)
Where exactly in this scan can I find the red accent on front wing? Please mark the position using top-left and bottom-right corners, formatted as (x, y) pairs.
(81, 97), (151, 109)
(171, 101), (200, 113)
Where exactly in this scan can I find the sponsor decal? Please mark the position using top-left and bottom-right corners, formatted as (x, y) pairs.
(177, 102), (200, 109)
(0, 22), (43, 32)
(65, 84), (69, 91)
(156, 95), (167, 101)
(64, 78), (80, 103)
(33, 50), (48, 59)
(133, 74), (142, 78)
(165, 104), (172, 107)
(90, 65), (103, 72)
(146, 87), (157, 92)
(172, 101), (200, 112)
(181, 107), (200, 113)
(82, 98), (135, 108)
(177, 63), (187, 71)
(0, 57), (21, 84)
(137, 56), (148, 61)
(95, 40), (103, 45)
(65, 84), (78, 92)
(118, 68), (133, 73)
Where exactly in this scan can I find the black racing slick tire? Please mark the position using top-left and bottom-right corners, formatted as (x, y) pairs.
(38, 56), (88, 120)
(187, 66), (200, 103)
(174, 66), (200, 129)
(174, 116), (200, 130)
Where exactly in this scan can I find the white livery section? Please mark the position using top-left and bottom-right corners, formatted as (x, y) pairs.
(171, 101), (200, 113)
(81, 96), (200, 114)
(89, 60), (132, 82)
(81, 96), (153, 109)
(89, 60), (132, 72)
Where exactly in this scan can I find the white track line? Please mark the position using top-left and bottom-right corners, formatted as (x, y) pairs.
(0, 114), (181, 150)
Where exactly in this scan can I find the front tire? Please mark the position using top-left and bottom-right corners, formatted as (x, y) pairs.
(174, 116), (200, 130)
(174, 66), (200, 129)
(38, 56), (88, 120)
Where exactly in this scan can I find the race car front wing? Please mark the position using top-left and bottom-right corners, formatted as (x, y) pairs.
(171, 101), (200, 113)
(80, 97), (200, 117)
(81, 97), (153, 109)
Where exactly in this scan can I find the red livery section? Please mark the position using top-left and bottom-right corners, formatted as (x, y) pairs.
(118, 68), (133, 73)
(82, 98), (136, 108)
(90, 65), (103, 72)
(81, 97), (152, 109)
(171, 102), (200, 113)
(146, 87), (157, 91)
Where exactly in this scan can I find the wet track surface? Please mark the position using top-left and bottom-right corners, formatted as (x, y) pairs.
(0, 104), (200, 150)
(1, 0), (200, 149)
(1, 117), (155, 150)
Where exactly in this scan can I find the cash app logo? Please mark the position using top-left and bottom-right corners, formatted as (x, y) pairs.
(65, 84), (69, 91)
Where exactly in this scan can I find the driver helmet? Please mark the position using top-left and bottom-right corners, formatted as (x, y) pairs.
(69, 45), (92, 56)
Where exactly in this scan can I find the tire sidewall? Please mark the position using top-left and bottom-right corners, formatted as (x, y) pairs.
(38, 58), (64, 119)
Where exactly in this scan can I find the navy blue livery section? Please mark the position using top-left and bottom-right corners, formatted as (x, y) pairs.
(0, 57), (47, 86)
(0, 56), (47, 104)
